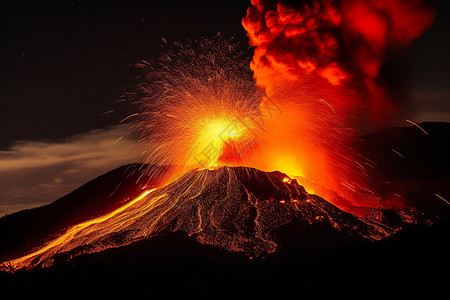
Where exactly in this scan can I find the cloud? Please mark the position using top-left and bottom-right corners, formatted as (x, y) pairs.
(0, 124), (145, 216)
(412, 89), (450, 123)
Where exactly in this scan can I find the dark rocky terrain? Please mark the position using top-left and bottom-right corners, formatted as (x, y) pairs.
(0, 122), (449, 295)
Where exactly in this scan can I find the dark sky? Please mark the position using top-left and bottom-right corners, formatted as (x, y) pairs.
(1, 0), (449, 149)
(0, 0), (449, 215)
(0, 0), (252, 150)
(407, 0), (450, 123)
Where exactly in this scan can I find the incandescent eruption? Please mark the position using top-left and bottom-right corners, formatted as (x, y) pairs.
(130, 37), (262, 175)
(0, 0), (437, 273)
(241, 0), (434, 210)
(130, 0), (435, 214)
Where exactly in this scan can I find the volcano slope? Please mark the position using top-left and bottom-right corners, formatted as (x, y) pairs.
(1, 122), (449, 295)
(0, 165), (417, 272)
(359, 122), (450, 217)
(0, 163), (169, 262)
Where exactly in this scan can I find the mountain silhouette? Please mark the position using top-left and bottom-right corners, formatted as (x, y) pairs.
(0, 122), (449, 295)
(1, 165), (416, 271)
(359, 122), (450, 216)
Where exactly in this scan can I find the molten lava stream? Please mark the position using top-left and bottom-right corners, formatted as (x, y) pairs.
(0, 168), (213, 272)
(0, 188), (161, 271)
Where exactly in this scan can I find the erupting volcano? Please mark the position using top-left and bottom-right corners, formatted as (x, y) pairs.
(1, 1), (447, 293)
(1, 165), (424, 272)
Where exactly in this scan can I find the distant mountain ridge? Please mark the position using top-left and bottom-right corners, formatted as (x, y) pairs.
(359, 122), (450, 215)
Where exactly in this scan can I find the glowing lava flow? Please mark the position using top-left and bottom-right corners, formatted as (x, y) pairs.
(1, 166), (402, 272)
(0, 189), (160, 271)
(0, 170), (215, 272)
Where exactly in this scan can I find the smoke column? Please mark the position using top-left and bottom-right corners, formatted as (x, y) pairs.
(242, 0), (434, 211)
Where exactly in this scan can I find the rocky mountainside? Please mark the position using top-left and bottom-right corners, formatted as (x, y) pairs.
(1, 166), (414, 271)
(0, 122), (449, 294)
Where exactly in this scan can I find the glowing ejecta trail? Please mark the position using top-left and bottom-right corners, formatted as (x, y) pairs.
(318, 99), (336, 114)
(391, 149), (404, 158)
(120, 113), (139, 123)
(435, 194), (450, 206)
(406, 120), (429, 135)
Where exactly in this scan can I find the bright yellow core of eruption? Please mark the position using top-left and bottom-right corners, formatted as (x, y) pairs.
(195, 117), (247, 168)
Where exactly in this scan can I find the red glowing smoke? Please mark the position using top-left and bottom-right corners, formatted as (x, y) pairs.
(243, 0), (434, 123)
(340, 0), (435, 123)
(241, 0), (434, 211)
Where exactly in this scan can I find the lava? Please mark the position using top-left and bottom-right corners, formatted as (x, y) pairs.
(0, 167), (404, 272)
(0, 189), (158, 271)
(130, 37), (262, 178)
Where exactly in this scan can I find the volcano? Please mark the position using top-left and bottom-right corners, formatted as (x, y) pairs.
(1, 123), (449, 295)
(0, 165), (415, 272)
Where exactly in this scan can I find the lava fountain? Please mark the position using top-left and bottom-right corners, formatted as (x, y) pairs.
(130, 37), (262, 178)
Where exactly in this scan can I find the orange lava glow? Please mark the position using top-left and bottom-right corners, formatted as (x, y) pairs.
(0, 189), (159, 271)
(132, 0), (434, 211)
(1, 166), (401, 272)
(0, 0), (435, 273)
(238, 0), (434, 211)
(131, 37), (263, 181)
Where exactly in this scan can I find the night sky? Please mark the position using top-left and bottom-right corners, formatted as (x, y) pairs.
(0, 0), (252, 148)
(0, 0), (449, 215)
